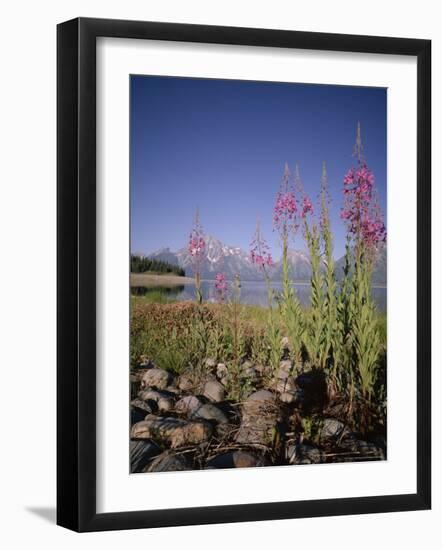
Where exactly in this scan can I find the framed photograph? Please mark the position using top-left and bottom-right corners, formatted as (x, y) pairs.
(57, 17), (431, 532)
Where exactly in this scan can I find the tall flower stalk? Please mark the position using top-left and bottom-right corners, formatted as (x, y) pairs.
(214, 272), (228, 303)
(188, 208), (206, 304)
(250, 218), (280, 373)
(319, 162), (339, 388)
(224, 273), (246, 401)
(335, 234), (354, 397)
(299, 171), (327, 369)
(274, 163), (303, 364)
(341, 123), (386, 400)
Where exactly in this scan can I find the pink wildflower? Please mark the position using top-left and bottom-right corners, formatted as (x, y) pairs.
(301, 196), (314, 218)
(188, 209), (206, 279)
(214, 272), (228, 303)
(250, 220), (273, 273)
(273, 163), (298, 235)
(188, 236), (205, 257)
(341, 128), (386, 258)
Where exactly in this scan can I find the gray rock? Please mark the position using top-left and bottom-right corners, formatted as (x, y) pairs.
(355, 440), (386, 460)
(136, 390), (175, 413)
(158, 397), (174, 412)
(287, 444), (322, 465)
(203, 379), (225, 402)
(333, 436), (385, 462)
(279, 391), (296, 404)
(242, 390), (274, 413)
(140, 368), (173, 390)
(320, 418), (347, 441)
(131, 398), (154, 415)
(205, 357), (217, 369)
(169, 421), (213, 448)
(131, 416), (213, 448)
(138, 389), (162, 401)
(235, 417), (280, 445)
(233, 451), (267, 468)
(206, 451), (266, 469)
(338, 431), (361, 452)
(339, 440), (386, 460)
(246, 389), (274, 402)
(277, 359), (293, 380)
(132, 368), (150, 382)
(130, 439), (161, 473)
(236, 390), (281, 445)
(254, 364), (271, 377)
(132, 416), (183, 438)
(192, 403), (229, 425)
(275, 376), (296, 394)
(216, 363), (228, 379)
(146, 452), (192, 472)
(175, 395), (203, 415)
(178, 374), (194, 392)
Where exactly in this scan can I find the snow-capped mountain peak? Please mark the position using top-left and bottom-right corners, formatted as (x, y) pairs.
(149, 234), (312, 281)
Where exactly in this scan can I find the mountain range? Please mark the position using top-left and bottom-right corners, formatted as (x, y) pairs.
(147, 235), (386, 285)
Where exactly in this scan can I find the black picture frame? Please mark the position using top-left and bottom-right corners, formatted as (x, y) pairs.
(57, 17), (431, 532)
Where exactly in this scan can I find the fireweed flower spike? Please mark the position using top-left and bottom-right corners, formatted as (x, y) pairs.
(188, 208), (206, 303)
(250, 218), (273, 272)
(301, 196), (314, 218)
(298, 168), (327, 370)
(341, 131), (386, 263)
(273, 162), (298, 234)
(214, 272), (228, 303)
(341, 123), (386, 401)
(274, 162), (303, 364)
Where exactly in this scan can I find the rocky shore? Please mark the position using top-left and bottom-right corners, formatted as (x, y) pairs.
(130, 359), (386, 473)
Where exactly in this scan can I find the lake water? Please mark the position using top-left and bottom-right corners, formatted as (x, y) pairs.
(132, 280), (387, 312)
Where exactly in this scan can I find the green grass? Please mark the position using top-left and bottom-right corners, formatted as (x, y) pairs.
(131, 294), (386, 342)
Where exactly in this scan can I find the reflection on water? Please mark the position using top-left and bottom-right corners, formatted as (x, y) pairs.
(131, 285), (185, 297)
(131, 280), (387, 312)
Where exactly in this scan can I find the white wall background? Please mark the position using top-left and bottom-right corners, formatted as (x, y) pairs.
(0, 0), (439, 547)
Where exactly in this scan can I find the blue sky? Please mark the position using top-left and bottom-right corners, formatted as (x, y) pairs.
(130, 75), (386, 260)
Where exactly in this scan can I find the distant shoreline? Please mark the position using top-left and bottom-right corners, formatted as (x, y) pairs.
(130, 272), (386, 289)
(130, 273), (194, 287)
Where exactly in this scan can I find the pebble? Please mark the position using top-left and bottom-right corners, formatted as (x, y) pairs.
(146, 452), (192, 472)
(178, 374), (194, 392)
(320, 418), (347, 441)
(130, 439), (161, 473)
(175, 395), (203, 415)
(131, 416), (213, 448)
(140, 368), (173, 390)
(287, 443), (322, 465)
(203, 379), (225, 402)
(192, 403), (229, 425)
(206, 451), (266, 469)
